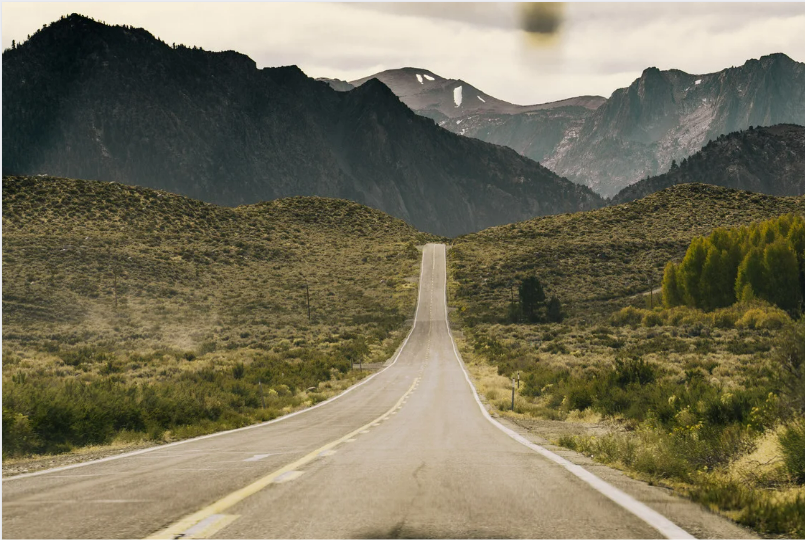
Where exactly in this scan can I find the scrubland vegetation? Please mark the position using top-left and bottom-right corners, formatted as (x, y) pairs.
(449, 185), (805, 536)
(2, 176), (434, 459)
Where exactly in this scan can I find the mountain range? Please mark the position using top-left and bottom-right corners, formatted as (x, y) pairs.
(4, 14), (805, 233)
(611, 124), (805, 204)
(1, 14), (601, 237)
(351, 55), (805, 198)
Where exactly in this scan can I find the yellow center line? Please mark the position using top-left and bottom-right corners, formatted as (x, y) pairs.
(146, 377), (420, 540)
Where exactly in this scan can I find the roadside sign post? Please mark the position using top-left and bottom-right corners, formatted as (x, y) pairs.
(259, 380), (265, 409)
(511, 377), (515, 411)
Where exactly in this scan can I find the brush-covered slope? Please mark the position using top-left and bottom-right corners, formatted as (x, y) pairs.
(2, 15), (602, 237)
(2, 175), (432, 352)
(2, 175), (436, 456)
(611, 124), (805, 204)
(546, 54), (805, 197)
(450, 184), (805, 324)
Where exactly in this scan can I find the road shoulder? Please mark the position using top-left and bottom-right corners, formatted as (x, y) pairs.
(497, 415), (758, 539)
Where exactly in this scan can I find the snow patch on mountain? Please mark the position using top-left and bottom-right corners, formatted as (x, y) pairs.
(454, 86), (463, 107)
(477, 95), (486, 103)
(416, 74), (423, 84)
(423, 74), (434, 81)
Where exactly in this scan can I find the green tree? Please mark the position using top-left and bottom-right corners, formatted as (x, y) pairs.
(519, 276), (546, 323)
(661, 262), (683, 307)
(787, 219), (805, 301)
(736, 248), (764, 303)
(700, 245), (734, 310)
(763, 240), (801, 313)
(678, 237), (709, 308)
(546, 297), (563, 323)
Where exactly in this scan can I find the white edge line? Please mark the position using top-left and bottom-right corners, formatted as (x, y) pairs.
(4, 247), (430, 482)
(439, 244), (695, 540)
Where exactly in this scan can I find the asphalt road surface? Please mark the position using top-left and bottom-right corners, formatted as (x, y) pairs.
(3, 244), (738, 539)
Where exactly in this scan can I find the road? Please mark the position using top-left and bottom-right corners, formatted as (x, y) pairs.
(3, 244), (736, 539)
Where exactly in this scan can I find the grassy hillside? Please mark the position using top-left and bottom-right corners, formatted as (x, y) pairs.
(448, 184), (805, 536)
(2, 175), (435, 458)
(450, 183), (805, 324)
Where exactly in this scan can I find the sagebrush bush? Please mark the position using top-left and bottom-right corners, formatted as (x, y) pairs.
(780, 422), (805, 484)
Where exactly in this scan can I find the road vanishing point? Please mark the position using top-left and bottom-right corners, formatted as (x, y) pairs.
(3, 244), (753, 539)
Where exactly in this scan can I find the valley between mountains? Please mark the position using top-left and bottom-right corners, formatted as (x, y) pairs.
(3, 12), (805, 540)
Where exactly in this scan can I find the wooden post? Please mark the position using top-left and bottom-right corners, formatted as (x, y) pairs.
(511, 378), (516, 411)
(259, 380), (265, 409)
(112, 267), (118, 310)
(305, 282), (310, 321)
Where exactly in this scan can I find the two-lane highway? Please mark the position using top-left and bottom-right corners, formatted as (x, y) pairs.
(4, 244), (706, 538)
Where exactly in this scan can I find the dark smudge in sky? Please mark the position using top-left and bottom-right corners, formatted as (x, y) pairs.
(519, 3), (564, 36)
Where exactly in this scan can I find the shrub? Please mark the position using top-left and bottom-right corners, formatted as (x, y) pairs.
(232, 362), (246, 380)
(780, 422), (805, 484)
(735, 307), (790, 330)
(775, 319), (805, 415)
(546, 297), (563, 323)
(611, 306), (647, 326)
(612, 357), (656, 387)
(642, 311), (663, 327)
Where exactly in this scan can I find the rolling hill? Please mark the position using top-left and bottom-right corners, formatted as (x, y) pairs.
(2, 174), (433, 455)
(450, 183), (805, 324)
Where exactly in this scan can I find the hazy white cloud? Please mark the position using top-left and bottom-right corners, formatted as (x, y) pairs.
(2, 3), (804, 105)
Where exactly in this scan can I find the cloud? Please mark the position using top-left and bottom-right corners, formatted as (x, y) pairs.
(2, 3), (804, 105)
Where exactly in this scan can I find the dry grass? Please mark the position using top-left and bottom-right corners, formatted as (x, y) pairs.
(2, 175), (438, 458)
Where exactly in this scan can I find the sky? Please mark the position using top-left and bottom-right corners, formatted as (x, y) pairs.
(2, 2), (805, 105)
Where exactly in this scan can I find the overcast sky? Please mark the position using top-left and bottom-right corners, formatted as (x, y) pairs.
(3, 2), (804, 104)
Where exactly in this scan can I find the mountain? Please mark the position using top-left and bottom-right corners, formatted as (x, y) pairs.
(545, 54), (805, 197)
(316, 77), (354, 92)
(350, 67), (605, 123)
(357, 56), (805, 198)
(1, 15), (602, 237)
(350, 67), (605, 165)
(611, 124), (805, 204)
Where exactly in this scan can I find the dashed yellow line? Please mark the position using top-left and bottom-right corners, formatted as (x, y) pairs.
(146, 377), (420, 540)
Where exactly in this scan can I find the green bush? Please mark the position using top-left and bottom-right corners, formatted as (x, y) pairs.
(780, 422), (805, 484)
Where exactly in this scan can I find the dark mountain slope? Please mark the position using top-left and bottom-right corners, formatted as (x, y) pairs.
(611, 124), (805, 204)
(546, 54), (805, 197)
(2, 15), (602, 237)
